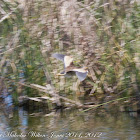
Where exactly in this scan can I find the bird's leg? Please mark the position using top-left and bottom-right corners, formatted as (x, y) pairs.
(87, 73), (91, 77)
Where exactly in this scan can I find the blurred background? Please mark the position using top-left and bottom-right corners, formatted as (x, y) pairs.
(0, 0), (140, 139)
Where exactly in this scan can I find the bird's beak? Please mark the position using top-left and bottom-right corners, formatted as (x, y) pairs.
(56, 73), (65, 76)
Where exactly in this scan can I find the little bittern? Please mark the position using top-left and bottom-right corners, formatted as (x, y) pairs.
(52, 53), (88, 81)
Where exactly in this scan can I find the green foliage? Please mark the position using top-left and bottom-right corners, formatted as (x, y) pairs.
(0, 0), (140, 105)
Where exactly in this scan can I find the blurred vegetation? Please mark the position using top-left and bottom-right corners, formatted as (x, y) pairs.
(0, 0), (140, 106)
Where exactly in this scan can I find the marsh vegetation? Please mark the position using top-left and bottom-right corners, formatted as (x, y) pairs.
(0, 0), (140, 111)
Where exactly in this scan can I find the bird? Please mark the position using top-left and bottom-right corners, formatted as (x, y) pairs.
(52, 53), (88, 81)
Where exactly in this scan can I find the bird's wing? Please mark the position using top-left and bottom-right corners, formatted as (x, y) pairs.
(75, 71), (88, 81)
(52, 53), (65, 62)
(64, 56), (73, 68)
(72, 68), (88, 81)
(71, 68), (88, 81)
(52, 53), (66, 68)
(52, 53), (73, 68)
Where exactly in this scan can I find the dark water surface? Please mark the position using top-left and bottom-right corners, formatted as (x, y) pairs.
(0, 106), (140, 140)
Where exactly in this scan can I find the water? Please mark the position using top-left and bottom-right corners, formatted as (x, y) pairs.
(0, 106), (140, 140)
